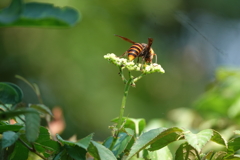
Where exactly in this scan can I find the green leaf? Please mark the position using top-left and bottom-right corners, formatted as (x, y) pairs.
(103, 131), (134, 157)
(76, 133), (94, 150)
(0, 0), (80, 27)
(144, 147), (172, 160)
(211, 130), (227, 147)
(4, 82), (23, 102)
(32, 83), (41, 98)
(15, 75), (36, 93)
(227, 137), (240, 155)
(29, 104), (53, 116)
(0, 0), (22, 23)
(149, 127), (184, 151)
(34, 127), (61, 157)
(112, 117), (146, 135)
(0, 124), (23, 133)
(126, 127), (167, 160)
(25, 108), (40, 142)
(88, 141), (117, 160)
(175, 142), (198, 160)
(9, 140), (29, 160)
(0, 110), (36, 120)
(0, 82), (23, 104)
(56, 134), (76, 146)
(201, 151), (215, 160)
(2, 131), (20, 149)
(211, 151), (227, 160)
(66, 145), (87, 160)
(53, 149), (68, 160)
(184, 129), (213, 152)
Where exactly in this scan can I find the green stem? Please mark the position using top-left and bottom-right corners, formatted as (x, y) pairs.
(18, 139), (47, 160)
(116, 74), (132, 130)
(133, 73), (146, 84)
(118, 66), (127, 84)
(185, 144), (190, 160)
(194, 149), (201, 160)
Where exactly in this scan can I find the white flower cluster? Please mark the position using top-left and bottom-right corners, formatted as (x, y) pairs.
(104, 53), (165, 74)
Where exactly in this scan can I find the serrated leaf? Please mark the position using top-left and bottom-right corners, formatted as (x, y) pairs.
(9, 140), (29, 160)
(34, 127), (61, 157)
(0, 82), (23, 104)
(88, 141), (117, 160)
(149, 127), (184, 151)
(56, 134), (76, 146)
(25, 108), (40, 142)
(29, 104), (53, 116)
(175, 142), (197, 160)
(0, 0), (80, 27)
(103, 131), (134, 157)
(184, 129), (213, 152)
(76, 133), (94, 150)
(2, 131), (20, 149)
(66, 145), (87, 160)
(126, 127), (166, 160)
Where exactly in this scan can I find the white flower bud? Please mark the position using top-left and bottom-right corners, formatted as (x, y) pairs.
(104, 53), (165, 74)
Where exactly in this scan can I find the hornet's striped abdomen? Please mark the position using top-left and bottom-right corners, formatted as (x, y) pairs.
(127, 43), (144, 61)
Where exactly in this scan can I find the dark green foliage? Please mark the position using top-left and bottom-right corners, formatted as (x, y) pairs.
(0, 0), (80, 27)
(1, 69), (240, 159)
(25, 108), (40, 143)
(2, 131), (20, 149)
(29, 104), (53, 117)
(0, 82), (23, 104)
(76, 133), (94, 150)
(9, 141), (29, 160)
(0, 124), (22, 133)
(0, 109), (37, 120)
(175, 143), (198, 160)
(88, 141), (117, 160)
(66, 145), (87, 160)
(103, 130), (134, 157)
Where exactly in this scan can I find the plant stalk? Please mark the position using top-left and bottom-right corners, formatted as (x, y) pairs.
(18, 139), (47, 160)
(116, 75), (132, 131)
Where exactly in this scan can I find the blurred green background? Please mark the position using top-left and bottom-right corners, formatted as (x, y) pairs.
(1, 0), (240, 140)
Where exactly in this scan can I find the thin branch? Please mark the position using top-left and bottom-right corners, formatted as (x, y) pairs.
(18, 139), (47, 160)
(118, 66), (127, 84)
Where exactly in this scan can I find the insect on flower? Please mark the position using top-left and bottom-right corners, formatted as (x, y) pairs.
(115, 35), (157, 64)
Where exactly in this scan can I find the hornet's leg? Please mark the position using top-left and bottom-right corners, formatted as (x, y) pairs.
(118, 51), (128, 58)
(154, 54), (157, 63)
